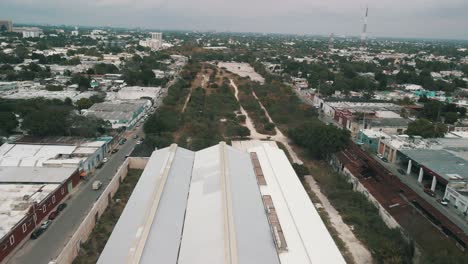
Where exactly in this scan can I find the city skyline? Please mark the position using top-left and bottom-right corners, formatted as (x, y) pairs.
(1, 0), (468, 40)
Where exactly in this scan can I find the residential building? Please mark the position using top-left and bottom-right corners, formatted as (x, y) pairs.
(0, 20), (12, 32)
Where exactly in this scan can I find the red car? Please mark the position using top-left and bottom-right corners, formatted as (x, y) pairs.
(48, 210), (58, 220)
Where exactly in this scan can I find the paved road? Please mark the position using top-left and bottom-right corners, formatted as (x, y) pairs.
(7, 128), (144, 264)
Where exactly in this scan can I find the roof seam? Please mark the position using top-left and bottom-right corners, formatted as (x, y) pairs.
(220, 142), (238, 264)
(126, 143), (178, 264)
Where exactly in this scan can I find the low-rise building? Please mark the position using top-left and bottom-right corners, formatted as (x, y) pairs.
(98, 142), (345, 264)
(0, 166), (80, 262)
(85, 100), (151, 129)
(0, 136), (113, 174)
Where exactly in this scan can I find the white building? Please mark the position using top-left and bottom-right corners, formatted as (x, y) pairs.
(139, 32), (163, 50)
(98, 142), (345, 264)
(15, 27), (43, 38)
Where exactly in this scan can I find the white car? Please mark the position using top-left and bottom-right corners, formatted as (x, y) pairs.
(102, 158), (108, 163)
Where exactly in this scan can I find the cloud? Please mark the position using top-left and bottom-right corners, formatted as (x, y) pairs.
(0, 0), (467, 39)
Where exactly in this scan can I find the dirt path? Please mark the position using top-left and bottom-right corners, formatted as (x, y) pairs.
(182, 74), (210, 113)
(230, 79), (271, 139)
(230, 79), (303, 164)
(305, 176), (373, 264)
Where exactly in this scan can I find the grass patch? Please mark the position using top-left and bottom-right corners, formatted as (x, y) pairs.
(73, 169), (143, 264)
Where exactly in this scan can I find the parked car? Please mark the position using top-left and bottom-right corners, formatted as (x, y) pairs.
(119, 139), (127, 145)
(111, 148), (119, 154)
(48, 210), (58, 220)
(57, 203), (67, 212)
(381, 157), (389, 162)
(133, 134), (138, 139)
(438, 199), (448, 206)
(397, 168), (406, 175)
(30, 228), (44, 239)
(92, 180), (103, 190)
(102, 157), (108, 163)
(96, 162), (104, 169)
(41, 220), (52, 230)
(424, 188), (435, 197)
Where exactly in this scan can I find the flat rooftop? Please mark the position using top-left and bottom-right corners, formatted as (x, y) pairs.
(0, 138), (106, 169)
(0, 166), (77, 183)
(400, 149), (468, 181)
(98, 143), (280, 264)
(0, 184), (59, 238)
(0, 144), (76, 167)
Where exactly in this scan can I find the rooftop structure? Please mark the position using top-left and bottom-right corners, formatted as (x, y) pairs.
(0, 144), (76, 167)
(400, 149), (468, 182)
(234, 142), (346, 264)
(0, 137), (111, 173)
(0, 167), (77, 183)
(86, 99), (151, 129)
(0, 184), (59, 238)
(109, 86), (162, 101)
(368, 118), (411, 128)
(98, 143), (282, 264)
(98, 142), (345, 264)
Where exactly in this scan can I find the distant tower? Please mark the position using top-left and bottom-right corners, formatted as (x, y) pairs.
(328, 33), (334, 50)
(360, 6), (368, 48)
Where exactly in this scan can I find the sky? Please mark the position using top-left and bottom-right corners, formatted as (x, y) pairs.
(1, 0), (468, 40)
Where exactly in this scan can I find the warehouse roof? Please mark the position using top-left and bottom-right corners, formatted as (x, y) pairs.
(235, 141), (346, 264)
(0, 167), (78, 183)
(400, 149), (468, 181)
(98, 143), (280, 264)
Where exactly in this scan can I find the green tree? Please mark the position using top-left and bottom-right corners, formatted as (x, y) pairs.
(22, 109), (69, 136)
(422, 100), (443, 121)
(407, 119), (447, 138)
(75, 98), (94, 110)
(443, 112), (458, 124)
(289, 121), (350, 159)
(0, 112), (18, 136)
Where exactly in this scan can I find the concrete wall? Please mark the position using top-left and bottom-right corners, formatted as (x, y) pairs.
(51, 157), (148, 264)
(341, 167), (401, 229)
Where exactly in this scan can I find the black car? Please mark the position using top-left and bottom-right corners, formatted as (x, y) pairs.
(30, 228), (44, 239)
(57, 203), (67, 212)
(397, 168), (406, 175)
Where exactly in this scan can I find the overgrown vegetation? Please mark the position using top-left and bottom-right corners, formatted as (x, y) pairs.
(310, 163), (415, 264)
(141, 61), (249, 153)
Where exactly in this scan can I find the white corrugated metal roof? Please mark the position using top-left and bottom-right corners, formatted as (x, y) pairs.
(248, 143), (346, 264)
(98, 143), (279, 264)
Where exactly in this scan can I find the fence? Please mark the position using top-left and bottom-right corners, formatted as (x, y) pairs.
(341, 167), (401, 229)
(50, 157), (148, 264)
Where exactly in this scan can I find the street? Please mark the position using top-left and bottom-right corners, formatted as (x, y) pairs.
(7, 128), (144, 264)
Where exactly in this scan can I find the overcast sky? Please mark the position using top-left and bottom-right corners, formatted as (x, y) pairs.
(1, 0), (468, 39)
